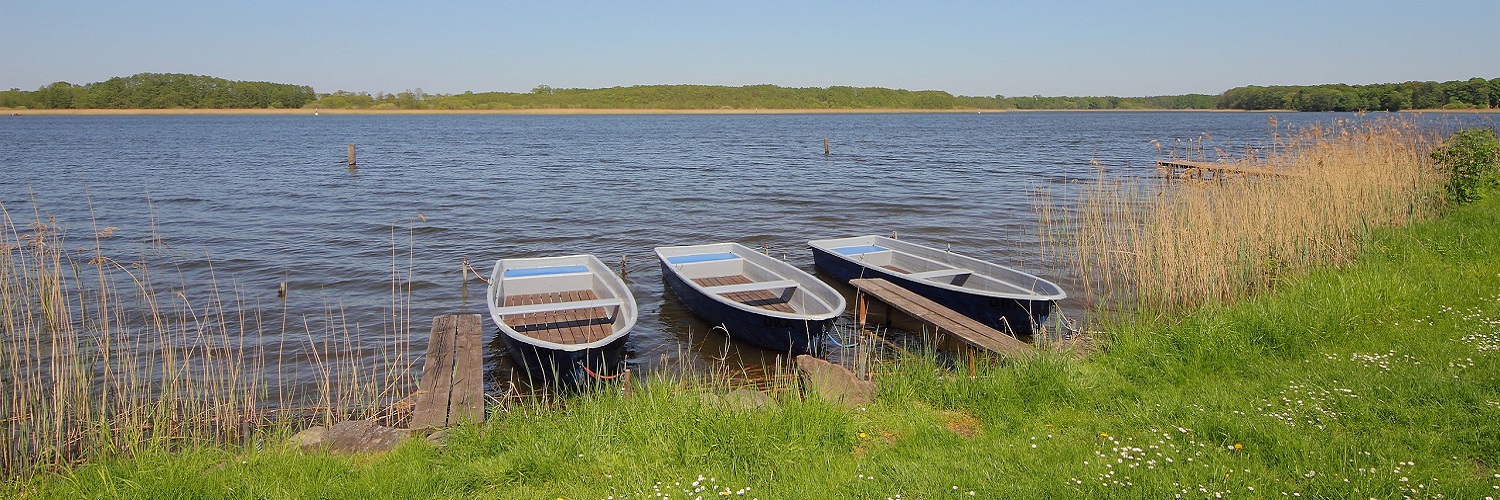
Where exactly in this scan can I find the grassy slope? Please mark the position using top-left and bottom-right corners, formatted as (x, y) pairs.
(11, 198), (1500, 499)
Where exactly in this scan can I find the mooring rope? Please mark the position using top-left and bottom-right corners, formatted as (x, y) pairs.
(461, 257), (492, 286)
(579, 362), (625, 380)
(825, 333), (859, 349)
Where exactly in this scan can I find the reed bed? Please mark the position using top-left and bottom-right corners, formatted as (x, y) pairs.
(1044, 116), (1446, 313)
(0, 203), (417, 477)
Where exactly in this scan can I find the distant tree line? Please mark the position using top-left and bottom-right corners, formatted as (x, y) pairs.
(308, 85), (963, 110)
(0, 73), (316, 109)
(304, 86), (1220, 111)
(1219, 78), (1500, 111)
(963, 94), (1219, 110)
(3, 73), (1496, 112)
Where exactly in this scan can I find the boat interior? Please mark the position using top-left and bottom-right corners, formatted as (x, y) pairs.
(664, 252), (830, 315)
(492, 265), (625, 345)
(831, 244), (1037, 294)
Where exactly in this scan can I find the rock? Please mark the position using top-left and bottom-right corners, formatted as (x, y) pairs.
(289, 425), (327, 449)
(425, 429), (451, 447)
(795, 354), (875, 408)
(307, 420), (412, 453)
(704, 389), (774, 410)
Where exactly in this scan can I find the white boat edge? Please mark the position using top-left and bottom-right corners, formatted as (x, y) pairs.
(807, 235), (1067, 302)
(654, 242), (847, 320)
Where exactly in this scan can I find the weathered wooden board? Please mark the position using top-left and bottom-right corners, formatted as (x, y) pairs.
(850, 278), (1031, 358)
(502, 290), (613, 344)
(691, 275), (796, 313)
(1155, 159), (1297, 179)
(447, 313), (485, 424)
(410, 314), (486, 429)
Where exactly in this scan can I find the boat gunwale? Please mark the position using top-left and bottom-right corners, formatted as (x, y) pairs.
(655, 242), (846, 321)
(808, 235), (1067, 302)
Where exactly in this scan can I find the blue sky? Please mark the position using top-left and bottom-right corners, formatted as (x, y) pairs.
(2, 0), (1496, 97)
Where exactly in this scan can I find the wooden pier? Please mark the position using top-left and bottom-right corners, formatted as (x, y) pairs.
(410, 314), (485, 429)
(850, 278), (1031, 358)
(1155, 159), (1296, 180)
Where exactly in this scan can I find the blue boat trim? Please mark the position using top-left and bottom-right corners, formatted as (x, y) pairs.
(665, 252), (739, 265)
(503, 265), (590, 278)
(832, 245), (887, 256)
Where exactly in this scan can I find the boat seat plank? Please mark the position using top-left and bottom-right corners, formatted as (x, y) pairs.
(692, 275), (751, 287)
(907, 268), (973, 279)
(881, 265), (910, 273)
(493, 297), (623, 316)
(691, 275), (797, 313)
(722, 291), (796, 313)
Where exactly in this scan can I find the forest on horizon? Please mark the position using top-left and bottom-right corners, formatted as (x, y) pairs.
(2, 73), (1497, 112)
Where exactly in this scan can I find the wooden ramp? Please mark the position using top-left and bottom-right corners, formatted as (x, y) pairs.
(850, 278), (1031, 358)
(410, 314), (485, 429)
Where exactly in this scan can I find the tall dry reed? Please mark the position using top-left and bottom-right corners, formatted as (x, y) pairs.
(0, 202), (417, 477)
(1043, 116), (1444, 313)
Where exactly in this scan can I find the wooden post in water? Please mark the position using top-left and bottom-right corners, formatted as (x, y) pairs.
(823, 137), (830, 156)
(460, 258), (469, 300)
(347, 144), (357, 169)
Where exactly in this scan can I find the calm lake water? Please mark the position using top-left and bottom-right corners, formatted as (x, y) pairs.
(2, 111), (1491, 394)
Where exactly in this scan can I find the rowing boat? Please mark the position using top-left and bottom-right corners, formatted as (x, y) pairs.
(808, 235), (1064, 336)
(657, 242), (846, 354)
(487, 254), (637, 385)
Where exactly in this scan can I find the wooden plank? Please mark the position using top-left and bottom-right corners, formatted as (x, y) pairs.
(573, 290), (597, 344)
(409, 315), (457, 429)
(692, 274), (751, 287)
(849, 278), (1031, 358)
(502, 290), (613, 345)
(701, 279), (798, 294)
(491, 297), (622, 316)
(690, 275), (796, 312)
(447, 313), (485, 425)
(723, 290), (796, 313)
(1155, 160), (1298, 179)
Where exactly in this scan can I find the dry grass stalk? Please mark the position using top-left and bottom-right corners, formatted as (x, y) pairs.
(1043, 116), (1443, 314)
(1, 203), (417, 477)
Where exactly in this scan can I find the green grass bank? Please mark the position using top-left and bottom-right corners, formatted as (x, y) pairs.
(9, 196), (1499, 497)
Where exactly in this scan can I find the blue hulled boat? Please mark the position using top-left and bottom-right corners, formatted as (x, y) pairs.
(657, 243), (846, 355)
(808, 235), (1065, 336)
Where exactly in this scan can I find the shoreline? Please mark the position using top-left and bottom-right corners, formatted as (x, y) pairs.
(5, 107), (1494, 116)
(4, 107), (1277, 116)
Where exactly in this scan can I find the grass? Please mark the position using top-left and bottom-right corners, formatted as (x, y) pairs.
(8, 193), (1499, 497)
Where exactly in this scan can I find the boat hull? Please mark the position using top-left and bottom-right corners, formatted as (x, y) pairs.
(502, 331), (628, 388)
(660, 261), (831, 355)
(811, 246), (1052, 336)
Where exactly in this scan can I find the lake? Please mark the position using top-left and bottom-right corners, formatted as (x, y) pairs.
(2, 111), (1490, 394)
